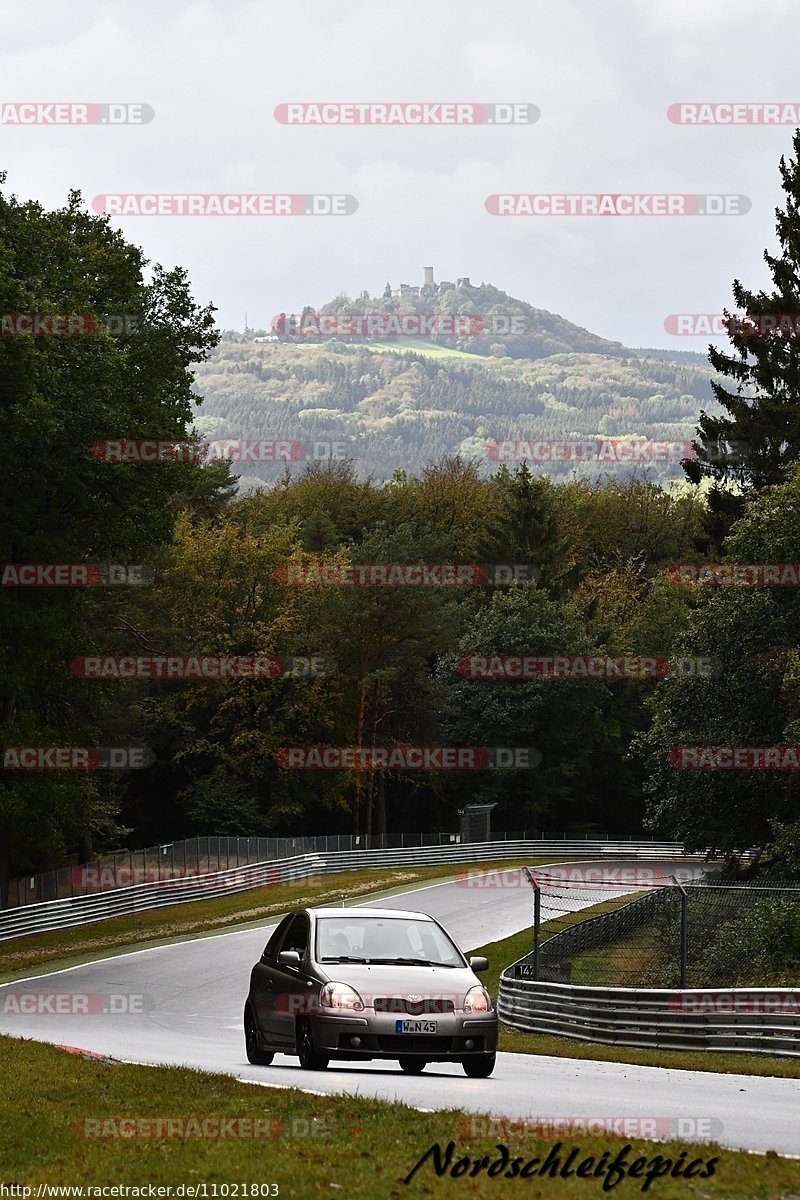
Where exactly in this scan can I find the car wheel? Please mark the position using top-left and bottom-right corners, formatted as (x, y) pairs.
(398, 1057), (427, 1074)
(463, 1053), (496, 1078)
(244, 1005), (274, 1066)
(297, 1019), (329, 1070)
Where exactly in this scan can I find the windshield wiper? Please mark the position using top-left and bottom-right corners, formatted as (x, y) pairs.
(370, 957), (457, 967)
(319, 955), (370, 963)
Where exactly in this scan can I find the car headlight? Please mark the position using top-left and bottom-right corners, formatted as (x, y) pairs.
(319, 982), (365, 1012)
(463, 985), (491, 1013)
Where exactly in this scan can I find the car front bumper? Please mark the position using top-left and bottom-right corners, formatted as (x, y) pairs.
(310, 1011), (498, 1060)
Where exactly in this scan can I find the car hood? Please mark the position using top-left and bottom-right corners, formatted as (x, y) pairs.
(316, 963), (486, 1007)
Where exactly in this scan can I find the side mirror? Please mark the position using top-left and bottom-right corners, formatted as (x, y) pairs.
(279, 950), (301, 967)
(469, 956), (488, 973)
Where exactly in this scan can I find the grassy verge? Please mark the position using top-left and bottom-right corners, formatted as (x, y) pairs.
(472, 905), (800, 1079)
(1, 1036), (797, 1197)
(353, 338), (483, 359)
(0, 857), (565, 981)
(474, 893), (650, 1001)
(567, 922), (660, 987)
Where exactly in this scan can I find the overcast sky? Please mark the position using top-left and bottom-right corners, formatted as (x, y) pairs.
(2, 0), (798, 348)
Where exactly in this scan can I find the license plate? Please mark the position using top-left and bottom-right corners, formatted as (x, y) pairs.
(395, 1019), (437, 1034)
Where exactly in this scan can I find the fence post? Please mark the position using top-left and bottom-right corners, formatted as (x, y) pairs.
(680, 889), (688, 988)
(523, 867), (541, 980)
(533, 883), (541, 979)
(672, 877), (689, 988)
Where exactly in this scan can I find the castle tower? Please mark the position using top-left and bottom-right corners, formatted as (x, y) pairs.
(423, 266), (434, 287)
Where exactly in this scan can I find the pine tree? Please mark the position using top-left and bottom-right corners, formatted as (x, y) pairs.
(685, 130), (800, 525)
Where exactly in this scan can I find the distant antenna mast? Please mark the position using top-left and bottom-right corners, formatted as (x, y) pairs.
(244, 310), (248, 332)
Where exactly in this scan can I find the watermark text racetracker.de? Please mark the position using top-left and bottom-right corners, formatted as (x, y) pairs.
(455, 865), (699, 889)
(72, 1115), (334, 1139)
(0, 992), (152, 1016)
(275, 746), (541, 770)
(668, 563), (800, 586)
(486, 439), (695, 464)
(668, 990), (800, 1014)
(486, 193), (750, 216)
(92, 194), (357, 217)
(70, 656), (334, 679)
(668, 102), (800, 125)
(68, 864), (281, 891)
(3, 746), (154, 770)
(267, 988), (491, 1015)
(668, 746), (800, 769)
(665, 313), (800, 336)
(92, 439), (335, 463)
(274, 102), (539, 125)
(456, 655), (714, 680)
(1, 314), (141, 336)
(458, 1115), (724, 1142)
(273, 563), (538, 587)
(272, 312), (532, 338)
(0, 103), (153, 125)
(2, 564), (147, 587)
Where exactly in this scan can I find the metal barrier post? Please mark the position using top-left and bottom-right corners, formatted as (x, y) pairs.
(533, 884), (541, 979)
(671, 877), (689, 988)
(523, 867), (541, 980)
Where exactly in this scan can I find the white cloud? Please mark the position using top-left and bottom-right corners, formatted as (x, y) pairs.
(1, 0), (798, 346)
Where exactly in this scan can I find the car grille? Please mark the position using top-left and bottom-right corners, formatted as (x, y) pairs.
(373, 997), (455, 1015)
(376, 1035), (454, 1053)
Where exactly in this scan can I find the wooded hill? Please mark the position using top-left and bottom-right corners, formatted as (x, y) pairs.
(192, 280), (719, 486)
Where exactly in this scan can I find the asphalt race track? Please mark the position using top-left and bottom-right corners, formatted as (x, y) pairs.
(2, 859), (798, 1157)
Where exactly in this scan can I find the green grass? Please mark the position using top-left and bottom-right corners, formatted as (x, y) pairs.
(472, 905), (800, 1079)
(287, 337), (482, 360)
(473, 892), (650, 1001)
(355, 337), (485, 359)
(1, 1037), (798, 1196)
(0, 857), (567, 982)
(567, 922), (661, 987)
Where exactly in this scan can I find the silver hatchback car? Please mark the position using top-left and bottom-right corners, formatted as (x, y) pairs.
(244, 906), (498, 1076)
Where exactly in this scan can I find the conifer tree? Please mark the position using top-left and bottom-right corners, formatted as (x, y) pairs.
(685, 130), (800, 528)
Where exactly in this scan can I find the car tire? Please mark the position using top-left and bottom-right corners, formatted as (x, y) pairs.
(398, 1057), (427, 1074)
(297, 1019), (329, 1070)
(244, 1005), (274, 1066)
(463, 1053), (496, 1078)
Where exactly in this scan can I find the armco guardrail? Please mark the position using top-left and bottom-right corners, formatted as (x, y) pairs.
(499, 887), (799, 1058)
(0, 839), (702, 942)
(11, 830), (503, 907)
(497, 975), (800, 1058)
(9, 830), (676, 908)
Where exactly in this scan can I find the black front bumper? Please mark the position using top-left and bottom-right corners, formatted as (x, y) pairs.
(312, 1013), (498, 1061)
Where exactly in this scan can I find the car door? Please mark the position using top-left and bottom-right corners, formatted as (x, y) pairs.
(266, 912), (313, 1047)
(250, 915), (292, 1041)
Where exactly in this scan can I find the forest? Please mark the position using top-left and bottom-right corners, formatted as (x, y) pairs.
(4, 128), (800, 897)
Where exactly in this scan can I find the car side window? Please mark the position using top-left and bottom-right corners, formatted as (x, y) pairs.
(263, 915), (292, 959)
(279, 914), (310, 960)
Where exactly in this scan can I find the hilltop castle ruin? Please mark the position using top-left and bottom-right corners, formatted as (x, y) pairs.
(383, 268), (474, 300)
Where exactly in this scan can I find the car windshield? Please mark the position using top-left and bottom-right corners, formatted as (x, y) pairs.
(315, 915), (464, 966)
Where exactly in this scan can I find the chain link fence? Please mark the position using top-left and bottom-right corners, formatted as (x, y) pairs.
(516, 869), (800, 989)
(8, 828), (557, 908)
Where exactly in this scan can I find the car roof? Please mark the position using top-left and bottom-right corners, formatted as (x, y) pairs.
(308, 906), (433, 919)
